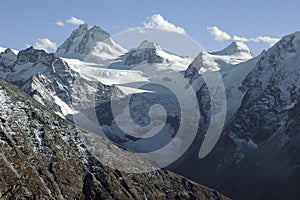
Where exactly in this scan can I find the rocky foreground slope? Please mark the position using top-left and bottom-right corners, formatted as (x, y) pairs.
(0, 77), (229, 199)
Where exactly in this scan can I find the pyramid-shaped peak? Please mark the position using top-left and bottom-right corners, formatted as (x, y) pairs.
(3, 48), (17, 56)
(56, 23), (123, 60)
(212, 41), (254, 57)
(137, 40), (162, 50)
(75, 24), (110, 38)
(229, 41), (249, 49)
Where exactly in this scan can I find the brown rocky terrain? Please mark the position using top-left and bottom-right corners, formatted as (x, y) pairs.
(0, 77), (229, 200)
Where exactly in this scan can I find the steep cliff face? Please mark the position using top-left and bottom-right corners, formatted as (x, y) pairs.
(176, 32), (300, 200)
(0, 77), (229, 200)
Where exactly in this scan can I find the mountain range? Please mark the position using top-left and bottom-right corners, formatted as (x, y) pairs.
(1, 24), (300, 199)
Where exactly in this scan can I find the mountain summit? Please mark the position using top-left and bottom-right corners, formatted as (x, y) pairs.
(212, 41), (254, 57)
(56, 24), (126, 62)
(137, 40), (162, 50)
(123, 40), (165, 66)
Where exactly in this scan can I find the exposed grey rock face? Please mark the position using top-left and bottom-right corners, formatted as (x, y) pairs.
(0, 77), (229, 200)
(0, 48), (17, 73)
(175, 32), (300, 200)
(124, 40), (165, 66)
(56, 24), (108, 56)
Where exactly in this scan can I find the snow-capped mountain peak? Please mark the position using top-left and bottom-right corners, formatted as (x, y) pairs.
(3, 48), (16, 56)
(137, 40), (162, 50)
(16, 46), (52, 65)
(186, 51), (219, 73)
(212, 41), (254, 57)
(184, 42), (255, 72)
(123, 40), (166, 66)
(0, 48), (17, 71)
(56, 24), (126, 62)
(0, 47), (19, 55)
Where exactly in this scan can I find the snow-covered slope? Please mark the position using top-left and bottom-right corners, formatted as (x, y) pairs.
(62, 40), (195, 158)
(56, 24), (127, 63)
(0, 47), (18, 54)
(185, 42), (254, 91)
(106, 40), (193, 70)
(0, 47), (6, 53)
(64, 40), (193, 92)
(208, 41), (254, 66)
(0, 47), (120, 120)
(212, 41), (253, 56)
(185, 42), (256, 119)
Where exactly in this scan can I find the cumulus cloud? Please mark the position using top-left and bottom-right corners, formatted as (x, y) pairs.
(66, 16), (85, 25)
(233, 35), (250, 42)
(208, 26), (280, 46)
(55, 21), (65, 26)
(142, 14), (186, 35)
(55, 16), (85, 26)
(251, 36), (280, 46)
(207, 26), (231, 41)
(32, 38), (57, 52)
(125, 14), (186, 35)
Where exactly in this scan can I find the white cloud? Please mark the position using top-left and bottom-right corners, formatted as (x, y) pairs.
(33, 38), (57, 52)
(65, 16), (85, 25)
(233, 35), (250, 42)
(251, 36), (280, 46)
(207, 26), (231, 41)
(208, 26), (280, 46)
(55, 21), (65, 26)
(143, 14), (186, 35)
(55, 17), (85, 27)
(125, 14), (186, 35)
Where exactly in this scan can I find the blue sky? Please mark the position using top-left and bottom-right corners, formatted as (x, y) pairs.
(0, 0), (299, 55)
